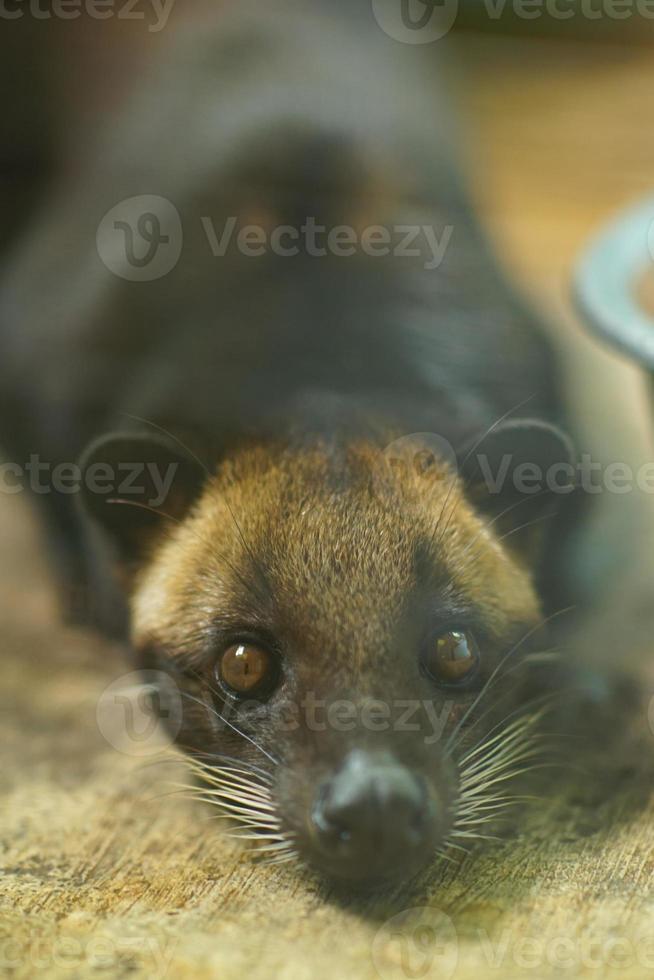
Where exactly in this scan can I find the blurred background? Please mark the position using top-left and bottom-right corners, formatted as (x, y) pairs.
(4, 2), (653, 655)
(1, 6), (654, 979)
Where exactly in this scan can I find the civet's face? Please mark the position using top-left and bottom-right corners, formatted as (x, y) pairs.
(106, 438), (547, 883)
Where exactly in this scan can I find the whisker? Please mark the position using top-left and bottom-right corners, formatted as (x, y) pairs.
(179, 690), (279, 766)
(185, 757), (274, 789)
(430, 394), (537, 553)
(445, 607), (574, 754)
(119, 413), (213, 477)
(180, 747), (274, 785)
(455, 489), (554, 570)
(493, 511), (556, 547)
(103, 496), (263, 602)
(453, 688), (559, 759)
(222, 494), (274, 605)
(444, 684), (558, 852)
(172, 748), (299, 866)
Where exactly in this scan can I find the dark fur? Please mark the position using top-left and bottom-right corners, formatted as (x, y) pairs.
(0, 0), (580, 883)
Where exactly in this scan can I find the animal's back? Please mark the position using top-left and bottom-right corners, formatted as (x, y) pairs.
(0, 0), (567, 635)
(0, 0), (561, 458)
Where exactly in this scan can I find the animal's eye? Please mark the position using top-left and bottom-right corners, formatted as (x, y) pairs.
(216, 643), (279, 699)
(422, 630), (480, 687)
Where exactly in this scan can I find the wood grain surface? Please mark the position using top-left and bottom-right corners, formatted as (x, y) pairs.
(1, 32), (654, 980)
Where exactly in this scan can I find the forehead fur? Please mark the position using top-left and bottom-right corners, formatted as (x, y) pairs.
(131, 441), (540, 660)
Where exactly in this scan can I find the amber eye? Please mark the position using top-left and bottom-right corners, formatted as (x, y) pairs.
(422, 630), (480, 687)
(217, 643), (278, 698)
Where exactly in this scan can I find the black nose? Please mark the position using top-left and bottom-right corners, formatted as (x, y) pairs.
(310, 750), (439, 881)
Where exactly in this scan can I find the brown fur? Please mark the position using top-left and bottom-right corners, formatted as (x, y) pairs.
(129, 439), (542, 874)
(133, 441), (539, 660)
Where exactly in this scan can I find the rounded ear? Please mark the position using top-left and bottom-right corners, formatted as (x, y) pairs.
(78, 431), (207, 562)
(459, 418), (577, 558)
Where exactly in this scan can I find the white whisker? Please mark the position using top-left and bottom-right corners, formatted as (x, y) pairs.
(173, 754), (300, 871)
(444, 704), (549, 855)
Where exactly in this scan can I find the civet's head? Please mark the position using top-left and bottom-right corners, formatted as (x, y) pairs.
(81, 423), (572, 885)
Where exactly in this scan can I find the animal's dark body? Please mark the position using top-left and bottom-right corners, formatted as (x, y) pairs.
(0, 1), (581, 885)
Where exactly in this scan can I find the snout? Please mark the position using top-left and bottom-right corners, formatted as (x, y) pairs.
(307, 749), (444, 882)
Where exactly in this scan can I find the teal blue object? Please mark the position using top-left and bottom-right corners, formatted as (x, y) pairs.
(574, 195), (654, 368)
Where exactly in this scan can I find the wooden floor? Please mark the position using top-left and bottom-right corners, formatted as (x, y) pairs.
(1, 33), (654, 980)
